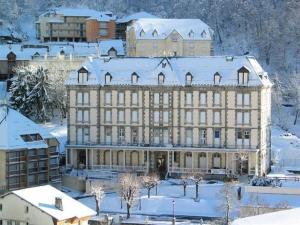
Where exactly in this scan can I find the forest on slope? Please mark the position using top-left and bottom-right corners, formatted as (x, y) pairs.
(0, 0), (299, 76)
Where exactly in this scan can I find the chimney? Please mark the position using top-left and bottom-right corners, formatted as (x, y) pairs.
(55, 197), (63, 211)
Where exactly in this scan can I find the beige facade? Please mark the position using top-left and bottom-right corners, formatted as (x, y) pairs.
(65, 56), (272, 177)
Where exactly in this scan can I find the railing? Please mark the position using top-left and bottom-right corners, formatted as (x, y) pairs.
(90, 165), (147, 172)
(169, 167), (228, 174)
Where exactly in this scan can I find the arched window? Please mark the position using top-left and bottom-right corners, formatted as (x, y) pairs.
(77, 67), (88, 84)
(131, 72), (139, 84)
(238, 66), (250, 85)
(158, 72), (165, 85)
(105, 72), (112, 84)
(184, 152), (193, 168)
(186, 72), (193, 85)
(214, 72), (221, 85)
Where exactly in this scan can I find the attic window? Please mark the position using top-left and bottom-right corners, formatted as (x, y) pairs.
(158, 72), (165, 85)
(186, 72), (193, 85)
(78, 67), (88, 84)
(238, 67), (249, 85)
(214, 72), (221, 85)
(188, 30), (194, 38)
(131, 72), (139, 84)
(140, 29), (145, 37)
(152, 29), (158, 37)
(105, 72), (112, 84)
(21, 133), (43, 142)
(108, 48), (117, 57)
(201, 30), (207, 38)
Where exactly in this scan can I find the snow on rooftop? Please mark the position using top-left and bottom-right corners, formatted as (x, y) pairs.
(0, 105), (53, 150)
(99, 40), (124, 56)
(128, 18), (213, 40)
(65, 56), (272, 87)
(11, 185), (96, 221)
(117, 11), (158, 23)
(232, 207), (300, 225)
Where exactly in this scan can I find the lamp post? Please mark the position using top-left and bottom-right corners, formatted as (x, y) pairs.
(172, 200), (176, 225)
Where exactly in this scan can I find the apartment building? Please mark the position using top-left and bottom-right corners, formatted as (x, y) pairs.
(0, 185), (96, 225)
(65, 56), (272, 177)
(0, 105), (60, 193)
(36, 8), (116, 42)
(126, 18), (214, 57)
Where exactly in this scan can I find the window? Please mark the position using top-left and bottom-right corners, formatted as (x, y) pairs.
(163, 93), (169, 106)
(118, 127), (125, 143)
(105, 92), (112, 105)
(77, 92), (89, 105)
(214, 72), (221, 85)
(131, 73), (138, 84)
(118, 92), (124, 105)
(154, 93), (160, 105)
(200, 129), (207, 145)
(244, 112), (250, 124)
(158, 73), (165, 84)
(237, 93), (243, 106)
(188, 30), (194, 38)
(214, 129), (221, 147)
(78, 68), (88, 83)
(77, 127), (89, 144)
(105, 127), (112, 144)
(186, 92), (193, 106)
(154, 111), (160, 123)
(77, 109), (89, 123)
(25, 206), (29, 213)
(100, 28), (108, 36)
(186, 72), (193, 85)
(238, 67), (249, 85)
(214, 92), (220, 106)
(200, 92), (207, 106)
(244, 93), (250, 106)
(199, 111), (206, 124)
(131, 128), (138, 144)
(185, 129), (193, 146)
(237, 93), (250, 106)
(237, 129), (250, 147)
(214, 111), (221, 124)
(105, 73), (112, 84)
(140, 29), (145, 37)
(163, 129), (169, 145)
(108, 48), (117, 57)
(132, 92), (138, 105)
(154, 129), (160, 144)
(185, 110), (192, 124)
(237, 111), (250, 124)
(0, 203), (2, 211)
(118, 110), (125, 123)
(163, 111), (169, 123)
(105, 110), (112, 122)
(132, 110), (138, 123)
(152, 29), (158, 37)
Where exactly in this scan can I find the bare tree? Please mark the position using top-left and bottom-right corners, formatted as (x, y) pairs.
(217, 183), (237, 225)
(90, 181), (105, 216)
(181, 174), (189, 197)
(119, 173), (140, 218)
(189, 173), (203, 200)
(142, 173), (159, 198)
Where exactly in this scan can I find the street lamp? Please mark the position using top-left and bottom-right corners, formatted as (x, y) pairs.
(172, 200), (176, 225)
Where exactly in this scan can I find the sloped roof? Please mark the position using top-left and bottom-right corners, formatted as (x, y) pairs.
(65, 56), (272, 87)
(8, 185), (96, 221)
(117, 11), (158, 23)
(128, 18), (213, 40)
(99, 40), (125, 56)
(0, 105), (53, 150)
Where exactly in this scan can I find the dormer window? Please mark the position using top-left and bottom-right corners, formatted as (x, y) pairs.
(131, 72), (139, 84)
(78, 67), (88, 84)
(108, 47), (117, 57)
(238, 67), (249, 85)
(158, 72), (165, 85)
(105, 72), (112, 84)
(214, 72), (221, 85)
(188, 30), (194, 38)
(201, 30), (207, 38)
(152, 29), (158, 37)
(140, 29), (145, 37)
(186, 72), (193, 85)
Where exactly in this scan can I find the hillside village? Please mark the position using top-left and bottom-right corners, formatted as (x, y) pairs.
(0, 4), (299, 225)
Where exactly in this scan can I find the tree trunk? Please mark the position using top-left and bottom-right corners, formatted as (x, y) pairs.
(127, 203), (131, 219)
(148, 188), (150, 198)
(156, 185), (158, 195)
(196, 183), (199, 199)
(226, 205), (229, 225)
(95, 199), (99, 216)
(184, 185), (186, 196)
(294, 109), (299, 125)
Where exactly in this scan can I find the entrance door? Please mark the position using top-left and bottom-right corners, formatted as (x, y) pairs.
(185, 152), (193, 168)
(155, 152), (167, 179)
(78, 150), (86, 168)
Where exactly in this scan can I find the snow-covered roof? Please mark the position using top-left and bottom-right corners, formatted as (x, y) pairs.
(117, 11), (158, 23)
(0, 105), (54, 150)
(128, 18), (213, 40)
(7, 185), (96, 221)
(0, 45), (48, 60)
(65, 56), (272, 87)
(99, 40), (124, 56)
(232, 208), (300, 225)
(40, 7), (116, 21)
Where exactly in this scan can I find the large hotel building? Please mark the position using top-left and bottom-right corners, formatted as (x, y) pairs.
(65, 56), (272, 177)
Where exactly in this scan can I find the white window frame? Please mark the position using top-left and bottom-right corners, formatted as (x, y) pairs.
(186, 92), (193, 106)
(163, 111), (169, 123)
(200, 92), (207, 106)
(132, 110), (138, 123)
(105, 92), (112, 106)
(118, 92), (124, 105)
(132, 92), (138, 106)
(118, 109), (125, 123)
(163, 93), (169, 106)
(105, 109), (112, 123)
(213, 111), (221, 124)
(199, 111), (206, 124)
(154, 111), (160, 123)
(213, 92), (221, 106)
(185, 110), (192, 124)
(154, 93), (160, 106)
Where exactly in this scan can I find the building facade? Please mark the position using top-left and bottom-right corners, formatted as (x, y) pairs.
(36, 8), (116, 42)
(0, 105), (60, 193)
(65, 56), (272, 177)
(0, 185), (96, 225)
(126, 19), (214, 57)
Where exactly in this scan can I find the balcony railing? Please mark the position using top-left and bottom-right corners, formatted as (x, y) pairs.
(90, 165), (147, 172)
